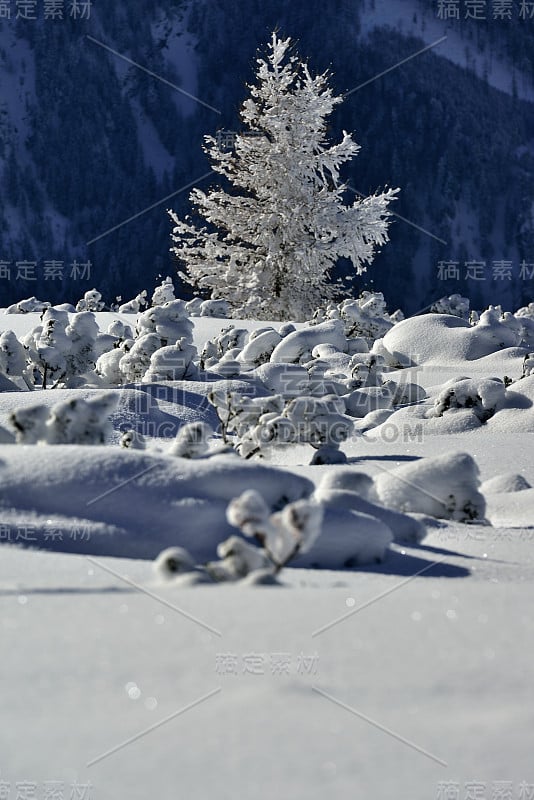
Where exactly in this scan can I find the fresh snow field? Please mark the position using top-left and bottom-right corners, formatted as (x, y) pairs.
(1, 303), (533, 800)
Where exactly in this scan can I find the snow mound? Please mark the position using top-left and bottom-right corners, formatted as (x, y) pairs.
(382, 314), (471, 364)
(374, 451), (486, 522)
(0, 447), (314, 560)
(485, 489), (534, 528)
(382, 312), (528, 366)
(270, 320), (347, 363)
(315, 487), (426, 545)
(316, 468), (376, 499)
(291, 507), (393, 568)
(430, 377), (507, 422)
(481, 473), (532, 494)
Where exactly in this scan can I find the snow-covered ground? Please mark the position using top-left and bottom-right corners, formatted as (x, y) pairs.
(1, 304), (533, 799)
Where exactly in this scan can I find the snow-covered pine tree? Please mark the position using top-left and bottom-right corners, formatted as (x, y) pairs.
(169, 33), (398, 321)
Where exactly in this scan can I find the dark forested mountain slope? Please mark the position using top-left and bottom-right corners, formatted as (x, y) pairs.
(0, 0), (533, 312)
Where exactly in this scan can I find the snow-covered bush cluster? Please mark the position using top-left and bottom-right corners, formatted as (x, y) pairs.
(152, 447), (486, 582)
(208, 388), (353, 463)
(76, 289), (105, 313)
(430, 377), (507, 423)
(3, 284), (533, 576)
(208, 490), (323, 580)
(23, 308), (106, 388)
(198, 314), (429, 463)
(430, 294), (470, 319)
(96, 299), (196, 386)
(311, 291), (402, 342)
(5, 296), (51, 314)
(8, 393), (118, 444)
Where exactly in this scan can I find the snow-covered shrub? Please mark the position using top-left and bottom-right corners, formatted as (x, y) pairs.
(208, 351), (241, 377)
(95, 339), (134, 386)
(76, 289), (104, 312)
(208, 489), (323, 579)
(345, 373), (426, 418)
(302, 345), (354, 396)
(278, 323), (296, 337)
(152, 276), (175, 306)
(208, 389), (285, 444)
(374, 451), (486, 521)
(120, 429), (146, 450)
(293, 506), (393, 567)
(381, 379), (427, 407)
(48, 393), (118, 444)
(515, 303), (534, 348)
(118, 333), (163, 383)
(200, 299), (230, 318)
(207, 535), (273, 581)
(514, 303), (534, 350)
(430, 294), (470, 319)
(153, 546), (197, 579)
(430, 377), (506, 423)
(143, 339), (198, 381)
(208, 385), (353, 463)
(344, 386), (393, 418)
(347, 353), (385, 389)
(473, 306), (523, 351)
(252, 363), (310, 398)
(23, 309), (71, 388)
(338, 292), (395, 340)
(516, 302), (534, 318)
(390, 309), (405, 324)
(522, 353), (534, 378)
(5, 296), (51, 314)
(64, 312), (100, 384)
(481, 473), (531, 494)
(167, 422), (212, 458)
(518, 319), (534, 350)
(0, 330), (29, 387)
(236, 328), (282, 368)
(136, 299), (194, 345)
(200, 325), (248, 370)
(317, 469), (377, 499)
(106, 320), (133, 341)
(9, 393), (118, 444)
(23, 309), (105, 388)
(185, 297), (203, 316)
(118, 290), (148, 314)
(309, 445), (350, 465)
(8, 404), (49, 443)
(238, 394), (354, 460)
(380, 310), (521, 366)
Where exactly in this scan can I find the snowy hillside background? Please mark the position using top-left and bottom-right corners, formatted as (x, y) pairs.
(1, 0), (534, 311)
